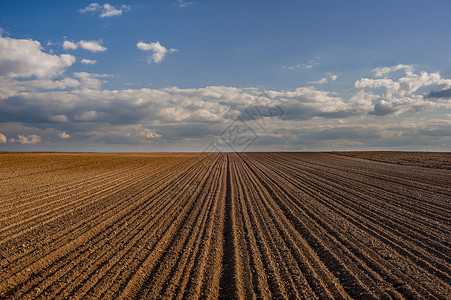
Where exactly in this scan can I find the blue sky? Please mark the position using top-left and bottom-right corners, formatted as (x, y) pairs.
(1, 0), (451, 151)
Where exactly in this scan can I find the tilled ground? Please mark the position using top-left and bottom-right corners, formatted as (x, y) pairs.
(0, 152), (450, 299)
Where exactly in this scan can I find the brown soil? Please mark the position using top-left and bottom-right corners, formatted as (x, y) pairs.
(0, 152), (450, 299)
(334, 151), (451, 169)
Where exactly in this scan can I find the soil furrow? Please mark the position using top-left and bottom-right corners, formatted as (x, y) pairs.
(1, 152), (449, 299)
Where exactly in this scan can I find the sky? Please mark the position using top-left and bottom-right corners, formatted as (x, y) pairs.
(1, 0), (451, 152)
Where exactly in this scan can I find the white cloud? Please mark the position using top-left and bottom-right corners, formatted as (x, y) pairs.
(78, 40), (107, 52)
(63, 40), (106, 52)
(80, 3), (101, 13)
(81, 59), (97, 65)
(328, 73), (338, 81)
(73, 72), (111, 89)
(80, 3), (130, 17)
(2, 67), (451, 131)
(0, 78), (80, 97)
(100, 3), (122, 17)
(308, 73), (338, 85)
(2, 61), (451, 150)
(356, 71), (451, 96)
(372, 64), (414, 77)
(356, 66), (451, 115)
(309, 77), (328, 84)
(9, 134), (41, 144)
(63, 40), (78, 50)
(0, 133), (6, 143)
(58, 132), (71, 139)
(137, 41), (177, 63)
(0, 36), (75, 79)
(100, 3), (130, 17)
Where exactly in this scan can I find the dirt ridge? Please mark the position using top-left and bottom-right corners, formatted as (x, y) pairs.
(0, 152), (449, 299)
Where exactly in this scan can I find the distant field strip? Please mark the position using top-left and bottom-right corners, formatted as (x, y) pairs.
(0, 152), (450, 299)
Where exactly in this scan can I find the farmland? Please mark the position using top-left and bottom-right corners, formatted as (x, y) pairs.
(0, 152), (450, 299)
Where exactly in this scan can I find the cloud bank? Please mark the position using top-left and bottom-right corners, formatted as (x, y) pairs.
(1, 35), (450, 151)
(2, 67), (451, 149)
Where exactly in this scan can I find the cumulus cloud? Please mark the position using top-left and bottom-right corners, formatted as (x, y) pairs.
(81, 59), (97, 65)
(2, 59), (451, 150)
(73, 72), (112, 89)
(0, 85), (363, 143)
(103, 3), (130, 17)
(356, 66), (451, 115)
(3, 71), (449, 137)
(0, 36), (75, 78)
(63, 40), (78, 50)
(64, 40), (106, 52)
(0, 133), (6, 143)
(9, 134), (41, 144)
(79, 40), (107, 52)
(84, 124), (164, 145)
(58, 132), (70, 139)
(0, 72), (108, 100)
(372, 64), (414, 77)
(266, 87), (371, 121)
(80, 3), (130, 17)
(0, 77), (80, 99)
(0, 74), (78, 101)
(3, 70), (451, 119)
(137, 41), (177, 63)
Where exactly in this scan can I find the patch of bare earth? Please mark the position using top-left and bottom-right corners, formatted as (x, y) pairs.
(0, 152), (449, 299)
(334, 151), (451, 170)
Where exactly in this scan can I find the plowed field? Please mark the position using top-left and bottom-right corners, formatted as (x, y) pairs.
(0, 152), (450, 299)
